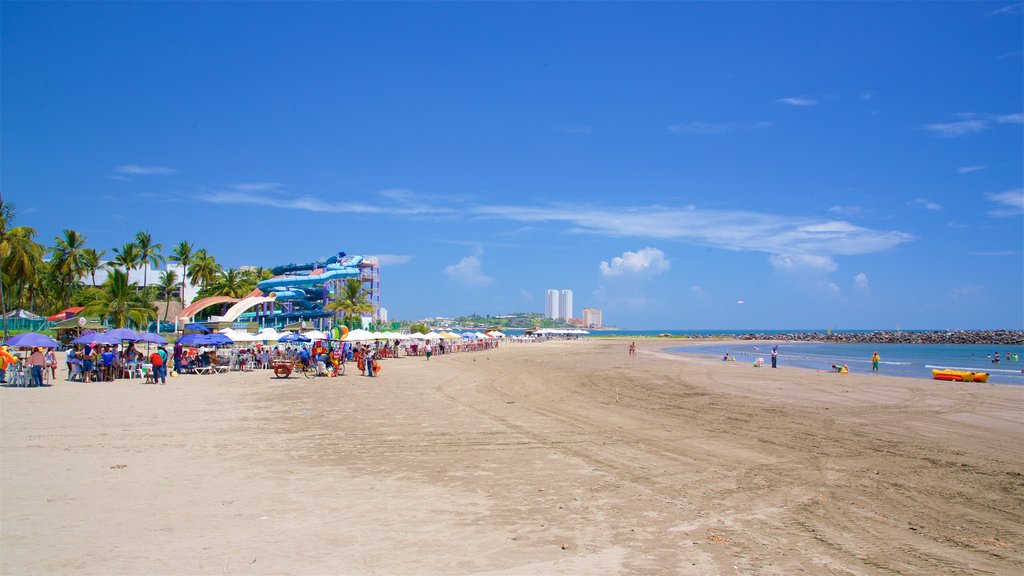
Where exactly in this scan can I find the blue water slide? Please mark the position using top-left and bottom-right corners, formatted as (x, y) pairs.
(258, 261), (363, 293)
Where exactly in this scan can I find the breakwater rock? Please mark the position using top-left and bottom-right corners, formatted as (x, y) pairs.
(723, 330), (1024, 345)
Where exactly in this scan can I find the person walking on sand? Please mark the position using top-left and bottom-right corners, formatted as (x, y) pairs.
(771, 345), (778, 368)
(425, 342), (432, 361)
(629, 342), (636, 357)
(872, 351), (880, 373)
(28, 347), (46, 387)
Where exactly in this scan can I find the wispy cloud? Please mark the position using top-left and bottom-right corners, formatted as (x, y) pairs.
(115, 165), (177, 175)
(201, 185), (454, 217)
(769, 254), (838, 272)
(776, 96), (818, 107)
(969, 250), (1016, 257)
(443, 254), (494, 286)
(986, 188), (1024, 217)
(667, 121), (771, 135)
(827, 205), (863, 217)
(923, 112), (1023, 137)
(910, 198), (943, 211)
(204, 187), (915, 270)
(957, 165), (988, 174)
(599, 248), (670, 277)
(859, 91), (875, 101)
(988, 3), (1022, 16)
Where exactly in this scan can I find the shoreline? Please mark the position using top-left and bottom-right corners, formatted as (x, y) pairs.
(3, 338), (1022, 574)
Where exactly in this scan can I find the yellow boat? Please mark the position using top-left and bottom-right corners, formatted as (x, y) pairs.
(932, 369), (990, 383)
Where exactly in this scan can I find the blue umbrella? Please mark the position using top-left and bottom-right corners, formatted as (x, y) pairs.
(206, 333), (233, 346)
(4, 332), (60, 348)
(107, 327), (142, 342)
(176, 333), (209, 346)
(137, 332), (169, 345)
(71, 332), (119, 345)
(184, 323), (212, 334)
(279, 332), (311, 343)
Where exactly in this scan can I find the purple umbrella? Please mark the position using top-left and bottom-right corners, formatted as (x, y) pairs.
(138, 332), (168, 345)
(176, 333), (209, 346)
(71, 332), (119, 345)
(278, 332), (310, 343)
(106, 328), (142, 342)
(4, 332), (60, 348)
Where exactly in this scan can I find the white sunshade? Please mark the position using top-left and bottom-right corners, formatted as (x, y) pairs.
(423, 331), (442, 340)
(344, 329), (375, 341)
(227, 331), (259, 343)
(302, 330), (329, 340)
(256, 329), (283, 341)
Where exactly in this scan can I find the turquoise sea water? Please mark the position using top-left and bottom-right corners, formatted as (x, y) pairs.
(664, 342), (1024, 386)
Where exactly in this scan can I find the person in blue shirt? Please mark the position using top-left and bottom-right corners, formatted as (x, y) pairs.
(298, 347), (311, 368)
(101, 346), (116, 381)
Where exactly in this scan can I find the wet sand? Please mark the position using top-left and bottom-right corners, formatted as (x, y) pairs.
(2, 339), (1022, 575)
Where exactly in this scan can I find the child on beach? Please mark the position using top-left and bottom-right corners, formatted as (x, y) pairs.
(872, 352), (880, 373)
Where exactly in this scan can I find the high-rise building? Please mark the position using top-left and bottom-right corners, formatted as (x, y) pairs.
(559, 289), (573, 322)
(582, 308), (603, 328)
(545, 289), (560, 319)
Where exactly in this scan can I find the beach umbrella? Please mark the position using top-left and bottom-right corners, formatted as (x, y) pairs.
(184, 323), (212, 333)
(343, 329), (374, 341)
(279, 332), (311, 343)
(4, 332), (59, 348)
(137, 332), (169, 345)
(301, 330), (329, 340)
(107, 327), (142, 342)
(177, 333), (209, 346)
(71, 332), (120, 346)
(206, 333), (234, 346)
(460, 332), (478, 339)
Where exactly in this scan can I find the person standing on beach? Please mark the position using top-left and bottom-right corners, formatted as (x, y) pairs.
(425, 342), (432, 361)
(872, 351), (880, 373)
(629, 342), (636, 357)
(28, 347), (46, 387)
(771, 346), (778, 368)
(173, 341), (183, 375)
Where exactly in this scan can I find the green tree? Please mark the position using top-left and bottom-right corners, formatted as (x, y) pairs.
(156, 269), (179, 323)
(134, 231), (164, 296)
(188, 249), (220, 290)
(208, 268), (246, 298)
(111, 242), (142, 274)
(408, 322), (429, 334)
(0, 204), (45, 335)
(326, 277), (373, 328)
(50, 229), (89, 308)
(82, 247), (106, 287)
(82, 269), (156, 329)
(239, 266), (274, 295)
(168, 240), (193, 304)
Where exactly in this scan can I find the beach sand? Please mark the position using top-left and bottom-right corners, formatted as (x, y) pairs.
(2, 339), (1022, 575)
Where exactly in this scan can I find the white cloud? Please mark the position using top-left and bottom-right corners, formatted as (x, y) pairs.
(860, 91), (875, 100)
(986, 188), (1024, 217)
(115, 165), (177, 175)
(828, 205), (862, 217)
(667, 121), (771, 135)
(988, 4), (1023, 16)
(769, 254), (838, 272)
(957, 165), (988, 174)
(443, 255), (494, 286)
(776, 97), (818, 106)
(969, 251), (1016, 256)
(599, 247), (670, 277)
(910, 198), (943, 211)
(233, 182), (284, 192)
(923, 113), (1023, 137)
(853, 272), (870, 290)
(922, 119), (989, 137)
(376, 254), (414, 266)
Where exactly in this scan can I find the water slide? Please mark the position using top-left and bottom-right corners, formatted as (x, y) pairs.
(257, 255), (363, 293)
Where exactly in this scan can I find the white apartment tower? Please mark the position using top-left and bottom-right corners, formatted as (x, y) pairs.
(545, 289), (560, 319)
(559, 289), (573, 322)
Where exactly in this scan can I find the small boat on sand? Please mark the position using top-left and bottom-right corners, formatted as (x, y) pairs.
(932, 369), (990, 383)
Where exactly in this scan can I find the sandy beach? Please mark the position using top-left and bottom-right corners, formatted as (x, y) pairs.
(2, 338), (1022, 575)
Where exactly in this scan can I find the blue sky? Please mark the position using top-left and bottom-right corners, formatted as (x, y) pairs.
(3, 1), (1022, 330)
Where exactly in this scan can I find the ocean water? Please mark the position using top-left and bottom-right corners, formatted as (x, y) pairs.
(664, 342), (1024, 386)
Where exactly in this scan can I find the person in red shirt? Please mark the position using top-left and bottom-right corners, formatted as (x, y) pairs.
(150, 347), (166, 384)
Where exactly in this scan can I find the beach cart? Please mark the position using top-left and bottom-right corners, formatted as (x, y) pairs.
(270, 358), (295, 378)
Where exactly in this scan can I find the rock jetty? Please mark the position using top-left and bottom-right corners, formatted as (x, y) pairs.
(721, 330), (1023, 345)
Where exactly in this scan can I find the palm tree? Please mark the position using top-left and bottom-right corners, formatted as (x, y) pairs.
(111, 242), (142, 274)
(0, 204), (45, 335)
(82, 248), (106, 287)
(209, 268), (246, 298)
(81, 268), (156, 329)
(326, 277), (373, 328)
(168, 240), (193, 305)
(134, 231), (164, 293)
(50, 229), (89, 308)
(156, 269), (179, 323)
(188, 249), (220, 290)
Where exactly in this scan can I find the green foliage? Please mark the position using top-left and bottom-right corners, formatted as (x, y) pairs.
(81, 269), (156, 329)
(408, 322), (429, 334)
(326, 278), (373, 327)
